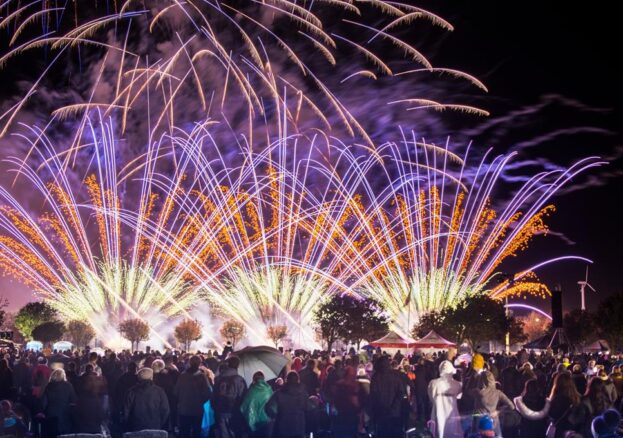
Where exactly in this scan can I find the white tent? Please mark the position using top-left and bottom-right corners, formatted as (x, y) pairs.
(26, 340), (43, 351)
(412, 330), (456, 353)
(53, 341), (73, 351)
(369, 331), (417, 350)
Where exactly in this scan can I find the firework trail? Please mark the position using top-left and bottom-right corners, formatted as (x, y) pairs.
(310, 133), (604, 335)
(0, 0), (487, 144)
(0, 109), (604, 346)
(0, 113), (209, 347)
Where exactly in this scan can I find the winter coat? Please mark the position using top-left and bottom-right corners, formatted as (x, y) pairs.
(124, 380), (170, 432)
(369, 367), (407, 420)
(265, 382), (308, 438)
(334, 367), (361, 417)
(428, 361), (462, 438)
(12, 362), (31, 397)
(114, 371), (138, 413)
(298, 366), (320, 396)
(153, 370), (176, 410)
(0, 366), (13, 400)
(174, 368), (212, 417)
(548, 394), (582, 438)
(500, 366), (523, 399)
(470, 371), (514, 434)
(240, 380), (273, 432)
(212, 367), (247, 416)
(571, 372), (587, 396)
(42, 380), (77, 434)
(471, 371), (514, 414)
(32, 364), (51, 397)
(74, 372), (107, 433)
(513, 395), (550, 438)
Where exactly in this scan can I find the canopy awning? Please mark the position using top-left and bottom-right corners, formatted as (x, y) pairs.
(369, 330), (417, 348)
(412, 330), (456, 349)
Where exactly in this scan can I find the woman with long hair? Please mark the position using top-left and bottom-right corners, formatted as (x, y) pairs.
(578, 376), (614, 437)
(514, 378), (551, 438)
(548, 372), (582, 438)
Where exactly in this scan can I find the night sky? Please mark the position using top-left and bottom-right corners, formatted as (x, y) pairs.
(0, 2), (620, 314)
(415, 1), (621, 313)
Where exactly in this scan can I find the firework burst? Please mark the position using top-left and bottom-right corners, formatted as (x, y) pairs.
(0, 0), (487, 142)
(313, 135), (604, 334)
(0, 114), (205, 347)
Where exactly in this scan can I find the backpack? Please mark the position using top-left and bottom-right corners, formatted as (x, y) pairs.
(215, 376), (238, 413)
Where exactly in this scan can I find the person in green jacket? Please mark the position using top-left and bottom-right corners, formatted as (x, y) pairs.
(240, 371), (273, 437)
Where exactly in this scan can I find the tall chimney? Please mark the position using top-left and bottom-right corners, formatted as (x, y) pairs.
(551, 284), (563, 329)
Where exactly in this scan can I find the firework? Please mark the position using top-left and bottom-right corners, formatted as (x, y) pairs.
(0, 0), (487, 142)
(0, 114), (206, 347)
(128, 125), (360, 346)
(0, 114), (603, 346)
(313, 136), (604, 335)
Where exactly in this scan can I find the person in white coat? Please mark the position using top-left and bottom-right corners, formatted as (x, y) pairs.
(428, 360), (463, 438)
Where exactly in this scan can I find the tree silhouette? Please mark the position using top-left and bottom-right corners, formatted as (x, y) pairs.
(174, 319), (203, 351)
(32, 321), (65, 346)
(220, 320), (245, 347)
(66, 320), (96, 349)
(119, 318), (150, 351)
(267, 324), (288, 347)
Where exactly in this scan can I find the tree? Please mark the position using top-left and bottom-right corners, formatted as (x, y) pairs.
(412, 295), (524, 349)
(14, 302), (57, 340)
(596, 292), (623, 351)
(32, 321), (65, 345)
(313, 294), (351, 351)
(267, 324), (288, 347)
(411, 310), (447, 339)
(66, 320), (96, 349)
(563, 309), (598, 348)
(517, 311), (549, 341)
(220, 320), (245, 347)
(508, 316), (528, 345)
(0, 297), (8, 328)
(119, 318), (150, 351)
(341, 297), (390, 349)
(174, 319), (203, 351)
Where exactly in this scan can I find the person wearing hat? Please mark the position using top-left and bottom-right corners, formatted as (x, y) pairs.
(124, 367), (170, 433)
(467, 415), (497, 438)
(428, 360), (462, 438)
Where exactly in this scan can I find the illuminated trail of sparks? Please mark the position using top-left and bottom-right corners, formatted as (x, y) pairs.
(0, 0), (489, 143)
(0, 110), (605, 346)
(0, 114), (201, 348)
(505, 303), (552, 320)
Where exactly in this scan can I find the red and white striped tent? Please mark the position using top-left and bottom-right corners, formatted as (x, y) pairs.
(412, 330), (456, 350)
(368, 331), (417, 349)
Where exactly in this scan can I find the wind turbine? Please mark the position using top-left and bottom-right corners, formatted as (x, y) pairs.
(577, 266), (596, 311)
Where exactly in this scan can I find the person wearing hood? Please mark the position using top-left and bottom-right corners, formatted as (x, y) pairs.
(124, 367), (170, 432)
(240, 371), (273, 438)
(470, 370), (514, 436)
(265, 371), (309, 438)
(428, 360), (462, 438)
